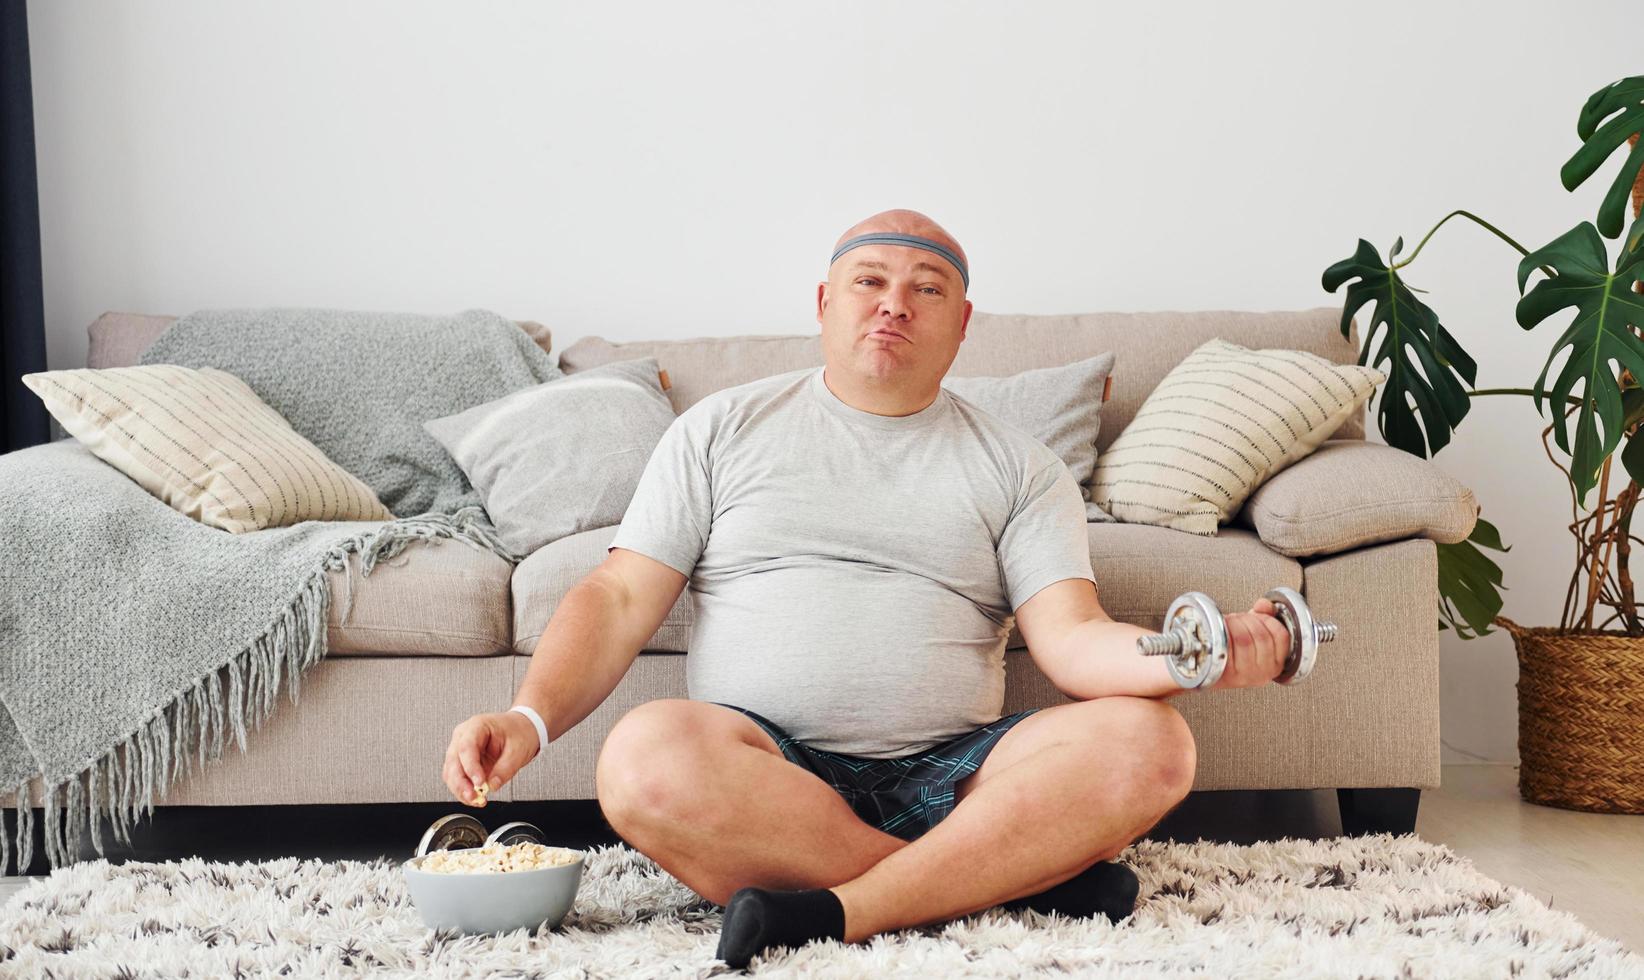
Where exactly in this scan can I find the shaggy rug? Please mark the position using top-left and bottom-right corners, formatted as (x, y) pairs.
(0, 835), (1637, 978)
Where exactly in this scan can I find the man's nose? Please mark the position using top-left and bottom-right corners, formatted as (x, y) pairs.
(878, 284), (914, 320)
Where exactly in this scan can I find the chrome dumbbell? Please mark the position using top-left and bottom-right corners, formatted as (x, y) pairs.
(415, 813), (547, 857)
(1135, 586), (1338, 689)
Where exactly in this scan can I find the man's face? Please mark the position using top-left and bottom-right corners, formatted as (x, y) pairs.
(816, 244), (973, 390)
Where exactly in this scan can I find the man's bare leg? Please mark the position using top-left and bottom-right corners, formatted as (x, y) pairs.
(829, 696), (1195, 942)
(594, 699), (908, 904)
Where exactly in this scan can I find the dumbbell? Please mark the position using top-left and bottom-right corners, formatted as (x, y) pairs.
(415, 813), (547, 857)
(1135, 586), (1338, 689)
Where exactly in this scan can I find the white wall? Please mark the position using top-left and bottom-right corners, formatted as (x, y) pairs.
(27, 0), (1642, 764)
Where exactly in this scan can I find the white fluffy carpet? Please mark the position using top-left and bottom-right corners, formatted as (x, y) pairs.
(0, 834), (1637, 978)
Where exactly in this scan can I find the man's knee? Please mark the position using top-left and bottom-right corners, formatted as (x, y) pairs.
(1137, 698), (1196, 804)
(595, 699), (723, 828)
(1061, 699), (1194, 860)
(1102, 696), (1196, 805)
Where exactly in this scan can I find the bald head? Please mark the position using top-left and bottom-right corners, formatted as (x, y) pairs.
(830, 209), (969, 292)
(833, 210), (968, 267)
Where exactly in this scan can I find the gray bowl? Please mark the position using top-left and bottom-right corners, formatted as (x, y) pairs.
(402, 849), (585, 935)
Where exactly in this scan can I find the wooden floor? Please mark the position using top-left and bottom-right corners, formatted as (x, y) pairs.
(1411, 764), (1643, 952)
(0, 764), (1638, 952)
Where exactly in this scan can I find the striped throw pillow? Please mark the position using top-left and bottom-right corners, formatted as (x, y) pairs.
(1091, 339), (1385, 536)
(23, 365), (393, 532)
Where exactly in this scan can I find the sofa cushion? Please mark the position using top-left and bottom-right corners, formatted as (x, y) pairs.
(1233, 439), (1479, 557)
(327, 533), (514, 656)
(943, 352), (1117, 523)
(24, 364), (394, 532)
(424, 358), (676, 557)
(512, 525), (692, 654)
(559, 333), (823, 417)
(86, 311), (554, 369)
(556, 306), (1364, 449)
(511, 522), (1298, 654)
(1090, 339), (1384, 536)
(1069, 522), (1301, 642)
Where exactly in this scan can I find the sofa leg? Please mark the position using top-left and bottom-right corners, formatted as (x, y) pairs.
(1336, 788), (1420, 836)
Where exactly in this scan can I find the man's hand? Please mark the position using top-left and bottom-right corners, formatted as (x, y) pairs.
(1210, 597), (1293, 690)
(442, 711), (541, 807)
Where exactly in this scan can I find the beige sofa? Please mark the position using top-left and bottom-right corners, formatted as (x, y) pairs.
(10, 307), (1478, 837)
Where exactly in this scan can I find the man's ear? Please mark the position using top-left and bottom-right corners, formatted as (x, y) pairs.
(961, 299), (973, 338)
(816, 281), (829, 323)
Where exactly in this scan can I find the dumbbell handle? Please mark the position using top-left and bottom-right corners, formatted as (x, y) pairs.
(1137, 620), (1338, 658)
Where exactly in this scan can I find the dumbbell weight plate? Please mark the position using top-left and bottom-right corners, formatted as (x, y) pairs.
(415, 813), (488, 858)
(1267, 586), (1317, 685)
(485, 821), (547, 848)
(1162, 592), (1230, 689)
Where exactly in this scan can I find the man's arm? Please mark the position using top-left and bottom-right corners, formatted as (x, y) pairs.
(511, 548), (688, 742)
(1014, 579), (1188, 700)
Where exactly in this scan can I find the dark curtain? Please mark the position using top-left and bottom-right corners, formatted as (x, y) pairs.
(1, 0), (47, 453)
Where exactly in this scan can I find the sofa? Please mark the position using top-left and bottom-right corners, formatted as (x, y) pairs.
(6, 306), (1477, 836)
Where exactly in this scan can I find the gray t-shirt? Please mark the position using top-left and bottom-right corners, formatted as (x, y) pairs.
(608, 365), (1097, 758)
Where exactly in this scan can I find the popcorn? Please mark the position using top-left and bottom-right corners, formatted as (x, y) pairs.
(419, 842), (580, 874)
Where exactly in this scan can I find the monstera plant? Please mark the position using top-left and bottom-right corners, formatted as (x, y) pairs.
(1322, 74), (1644, 640)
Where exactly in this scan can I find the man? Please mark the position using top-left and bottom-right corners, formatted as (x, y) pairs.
(442, 209), (1293, 968)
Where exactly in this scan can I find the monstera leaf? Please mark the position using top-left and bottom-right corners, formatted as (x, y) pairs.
(1623, 425), (1644, 488)
(1322, 239), (1478, 458)
(1516, 219), (1644, 507)
(1437, 516), (1509, 639)
(1561, 75), (1644, 240)
(1617, 382), (1644, 486)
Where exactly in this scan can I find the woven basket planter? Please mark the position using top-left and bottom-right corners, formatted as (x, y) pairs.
(1494, 616), (1644, 814)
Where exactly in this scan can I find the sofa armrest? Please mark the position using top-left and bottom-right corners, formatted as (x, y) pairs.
(1232, 440), (1477, 558)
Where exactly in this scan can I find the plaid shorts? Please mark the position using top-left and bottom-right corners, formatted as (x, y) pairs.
(709, 701), (1039, 842)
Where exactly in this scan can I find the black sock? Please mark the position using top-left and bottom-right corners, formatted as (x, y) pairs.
(715, 886), (847, 968)
(1001, 861), (1139, 922)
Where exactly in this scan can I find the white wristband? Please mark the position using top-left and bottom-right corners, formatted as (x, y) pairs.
(509, 704), (550, 754)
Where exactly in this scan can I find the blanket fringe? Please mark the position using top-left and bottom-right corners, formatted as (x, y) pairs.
(5, 508), (512, 875)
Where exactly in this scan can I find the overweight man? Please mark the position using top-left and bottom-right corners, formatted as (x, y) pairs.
(442, 209), (1293, 968)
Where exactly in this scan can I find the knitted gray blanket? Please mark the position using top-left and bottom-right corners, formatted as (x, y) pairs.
(0, 308), (561, 875)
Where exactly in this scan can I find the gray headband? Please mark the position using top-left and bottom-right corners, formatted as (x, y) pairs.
(830, 232), (970, 290)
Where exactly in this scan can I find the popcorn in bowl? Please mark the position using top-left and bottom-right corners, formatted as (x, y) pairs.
(405, 813), (588, 933)
(419, 842), (582, 875)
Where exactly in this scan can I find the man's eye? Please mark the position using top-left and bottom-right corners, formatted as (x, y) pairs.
(921, 287), (941, 295)
(857, 278), (879, 286)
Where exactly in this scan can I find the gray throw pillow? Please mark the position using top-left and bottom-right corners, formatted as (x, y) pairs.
(943, 351), (1117, 523)
(424, 357), (676, 556)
